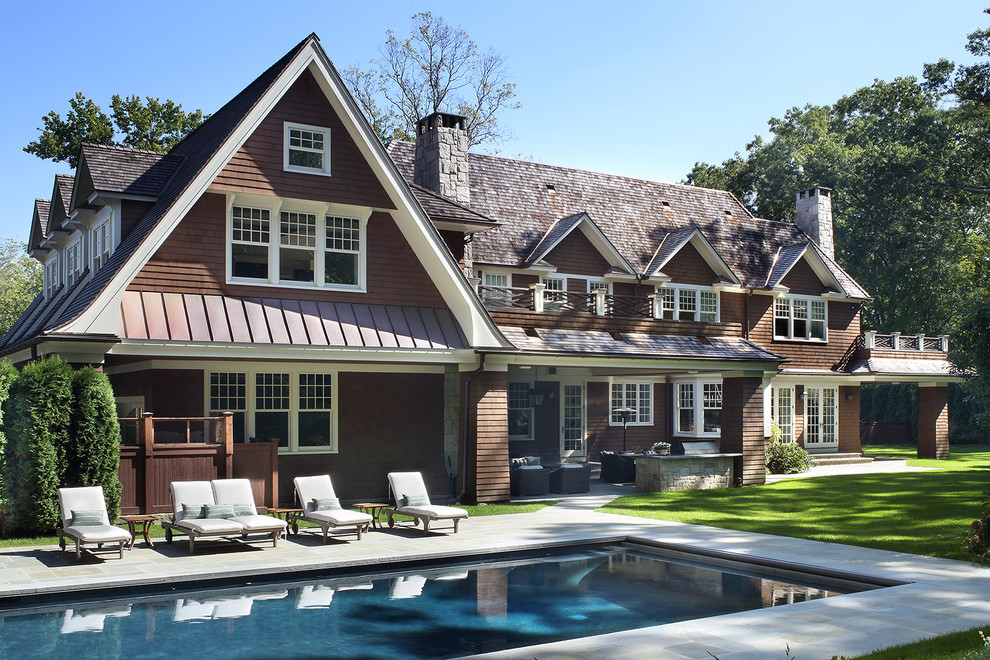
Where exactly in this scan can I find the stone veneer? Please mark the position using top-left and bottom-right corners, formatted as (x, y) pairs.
(634, 454), (740, 492)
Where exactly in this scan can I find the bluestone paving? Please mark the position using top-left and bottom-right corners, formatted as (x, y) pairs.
(0, 480), (987, 659)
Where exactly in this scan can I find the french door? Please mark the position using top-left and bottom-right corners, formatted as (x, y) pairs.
(560, 383), (586, 459)
(804, 386), (838, 451)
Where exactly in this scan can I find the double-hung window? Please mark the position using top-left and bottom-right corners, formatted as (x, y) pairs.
(66, 240), (83, 287)
(228, 198), (367, 291)
(657, 285), (718, 322)
(45, 254), (60, 299)
(284, 122), (331, 175)
(208, 367), (336, 453)
(674, 378), (722, 437)
(92, 220), (111, 274)
(610, 382), (653, 425)
(507, 382), (533, 438)
(774, 296), (827, 341)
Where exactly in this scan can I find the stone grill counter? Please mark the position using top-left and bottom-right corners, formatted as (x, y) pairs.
(634, 453), (742, 492)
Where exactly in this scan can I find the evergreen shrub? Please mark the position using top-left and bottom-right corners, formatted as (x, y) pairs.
(2, 357), (73, 534)
(0, 361), (20, 504)
(68, 367), (122, 522)
(765, 421), (814, 474)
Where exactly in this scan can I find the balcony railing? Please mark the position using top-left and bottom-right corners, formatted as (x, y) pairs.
(478, 284), (670, 320)
(864, 331), (947, 353)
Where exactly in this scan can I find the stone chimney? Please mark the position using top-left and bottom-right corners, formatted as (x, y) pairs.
(414, 112), (470, 205)
(794, 187), (834, 260)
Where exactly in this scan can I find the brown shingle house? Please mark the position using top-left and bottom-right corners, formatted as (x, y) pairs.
(3, 35), (955, 507)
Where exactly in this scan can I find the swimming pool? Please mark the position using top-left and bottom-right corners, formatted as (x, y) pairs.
(0, 543), (884, 659)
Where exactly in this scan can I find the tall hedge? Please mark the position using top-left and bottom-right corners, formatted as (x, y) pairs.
(3, 358), (73, 535)
(0, 361), (20, 503)
(67, 367), (122, 521)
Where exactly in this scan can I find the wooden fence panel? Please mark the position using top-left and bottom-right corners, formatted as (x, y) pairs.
(860, 421), (912, 445)
(233, 441), (280, 508)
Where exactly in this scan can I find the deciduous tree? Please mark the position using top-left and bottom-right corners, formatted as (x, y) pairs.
(0, 239), (42, 338)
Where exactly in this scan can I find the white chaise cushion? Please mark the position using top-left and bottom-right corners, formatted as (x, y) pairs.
(63, 524), (131, 544)
(170, 481), (216, 521)
(398, 504), (468, 520)
(304, 509), (371, 526)
(229, 514), (287, 532)
(177, 518), (243, 534)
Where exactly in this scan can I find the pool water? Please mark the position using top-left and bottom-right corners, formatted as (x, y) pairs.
(0, 544), (873, 659)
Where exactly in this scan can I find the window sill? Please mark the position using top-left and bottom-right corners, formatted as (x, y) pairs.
(278, 448), (338, 455)
(227, 277), (365, 294)
(672, 432), (722, 438)
(607, 422), (654, 427)
(283, 166), (332, 177)
(772, 338), (828, 344)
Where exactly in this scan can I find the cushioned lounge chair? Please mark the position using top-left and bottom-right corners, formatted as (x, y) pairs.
(163, 480), (283, 553)
(293, 475), (372, 541)
(385, 472), (468, 534)
(57, 486), (132, 560)
(212, 478), (287, 541)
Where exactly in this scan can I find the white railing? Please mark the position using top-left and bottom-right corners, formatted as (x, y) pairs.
(863, 331), (947, 353)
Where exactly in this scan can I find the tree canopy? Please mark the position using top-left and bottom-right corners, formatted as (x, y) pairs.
(344, 12), (519, 147)
(24, 93), (206, 168)
(0, 239), (42, 338)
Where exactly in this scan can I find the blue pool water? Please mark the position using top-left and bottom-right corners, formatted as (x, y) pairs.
(0, 544), (873, 659)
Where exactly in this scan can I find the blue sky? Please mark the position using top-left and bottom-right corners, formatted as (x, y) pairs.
(0, 0), (981, 241)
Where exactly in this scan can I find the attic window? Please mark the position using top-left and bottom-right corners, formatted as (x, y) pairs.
(284, 122), (331, 176)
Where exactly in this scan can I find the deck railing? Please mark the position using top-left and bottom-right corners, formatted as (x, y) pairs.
(480, 284), (666, 320)
(864, 331), (948, 353)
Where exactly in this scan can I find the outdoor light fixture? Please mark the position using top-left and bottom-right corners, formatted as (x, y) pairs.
(612, 407), (635, 453)
(846, 391), (855, 400)
(799, 391), (807, 401)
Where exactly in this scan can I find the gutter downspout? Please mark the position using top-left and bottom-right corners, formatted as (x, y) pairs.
(458, 352), (486, 503)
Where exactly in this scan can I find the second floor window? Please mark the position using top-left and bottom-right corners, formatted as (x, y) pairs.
(45, 255), (60, 299)
(284, 122), (331, 175)
(229, 204), (366, 290)
(774, 296), (827, 341)
(93, 220), (111, 274)
(658, 285), (718, 322)
(66, 241), (83, 287)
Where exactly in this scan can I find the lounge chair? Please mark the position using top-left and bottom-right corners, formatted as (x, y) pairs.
(212, 478), (287, 541)
(385, 472), (468, 534)
(57, 486), (132, 560)
(389, 575), (426, 599)
(296, 585), (336, 609)
(162, 480), (282, 553)
(293, 475), (372, 541)
(60, 605), (131, 633)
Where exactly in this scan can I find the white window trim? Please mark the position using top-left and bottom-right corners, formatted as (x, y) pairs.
(774, 294), (828, 342)
(283, 121), (331, 176)
(506, 379), (534, 440)
(657, 284), (720, 322)
(587, 278), (611, 294)
(225, 193), (370, 293)
(771, 385), (795, 443)
(205, 365), (339, 454)
(608, 380), (654, 426)
(44, 252), (61, 300)
(673, 376), (723, 437)
(65, 238), (84, 287)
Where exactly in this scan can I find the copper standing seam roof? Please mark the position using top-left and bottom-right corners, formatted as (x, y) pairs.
(118, 291), (468, 349)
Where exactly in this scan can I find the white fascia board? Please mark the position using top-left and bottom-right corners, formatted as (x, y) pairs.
(483, 352), (777, 372)
(109, 340), (480, 364)
(803, 247), (847, 295)
(106, 358), (449, 375)
(303, 56), (510, 350)
(525, 262), (558, 273)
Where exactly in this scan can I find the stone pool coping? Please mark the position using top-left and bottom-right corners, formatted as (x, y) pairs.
(1, 502), (989, 659)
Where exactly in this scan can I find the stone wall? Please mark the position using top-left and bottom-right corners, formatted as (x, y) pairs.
(634, 455), (737, 492)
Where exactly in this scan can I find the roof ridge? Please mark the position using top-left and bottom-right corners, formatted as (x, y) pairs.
(81, 142), (173, 157)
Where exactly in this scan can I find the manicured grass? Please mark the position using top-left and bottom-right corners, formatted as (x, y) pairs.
(599, 444), (990, 561)
(852, 625), (990, 659)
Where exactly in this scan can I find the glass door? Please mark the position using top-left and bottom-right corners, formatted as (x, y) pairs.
(560, 384), (586, 459)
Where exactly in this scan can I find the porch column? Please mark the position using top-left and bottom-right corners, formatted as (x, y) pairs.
(465, 368), (510, 503)
(720, 375), (766, 485)
(918, 384), (949, 459)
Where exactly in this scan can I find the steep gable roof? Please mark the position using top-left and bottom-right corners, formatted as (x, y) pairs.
(9, 33), (508, 354)
(29, 198), (51, 251)
(765, 242), (861, 297)
(387, 141), (869, 298)
(645, 227), (739, 283)
(76, 143), (184, 200)
(522, 212), (635, 274)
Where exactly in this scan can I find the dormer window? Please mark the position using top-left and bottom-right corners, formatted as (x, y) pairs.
(774, 295), (827, 341)
(44, 254), (60, 300)
(93, 219), (112, 274)
(66, 240), (83, 287)
(284, 122), (330, 176)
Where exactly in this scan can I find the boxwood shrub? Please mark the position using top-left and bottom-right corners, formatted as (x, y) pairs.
(765, 439), (814, 475)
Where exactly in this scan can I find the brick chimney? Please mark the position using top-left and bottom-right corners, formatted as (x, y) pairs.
(794, 187), (834, 260)
(414, 112), (470, 205)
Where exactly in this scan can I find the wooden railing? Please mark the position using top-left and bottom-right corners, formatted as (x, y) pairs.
(480, 284), (662, 320)
(118, 412), (279, 515)
(864, 331), (948, 353)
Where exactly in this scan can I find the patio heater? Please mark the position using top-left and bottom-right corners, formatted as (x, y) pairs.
(612, 407), (635, 453)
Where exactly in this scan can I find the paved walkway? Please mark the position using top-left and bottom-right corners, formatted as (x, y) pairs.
(1, 467), (986, 659)
(765, 457), (934, 483)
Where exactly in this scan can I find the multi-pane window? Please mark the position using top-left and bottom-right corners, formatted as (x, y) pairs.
(45, 255), (60, 299)
(229, 202), (365, 289)
(675, 380), (722, 437)
(231, 206), (271, 279)
(588, 280), (610, 294)
(805, 386), (838, 445)
(772, 386), (794, 443)
(255, 373), (290, 448)
(92, 220), (111, 273)
(774, 296), (827, 341)
(481, 272), (511, 306)
(507, 382), (532, 438)
(279, 211), (317, 283)
(209, 372), (247, 442)
(542, 277), (565, 308)
(325, 216), (360, 285)
(208, 369), (337, 453)
(297, 374), (332, 449)
(285, 123), (330, 175)
(702, 383), (722, 433)
(66, 241), (83, 287)
(657, 285), (718, 322)
(610, 383), (653, 425)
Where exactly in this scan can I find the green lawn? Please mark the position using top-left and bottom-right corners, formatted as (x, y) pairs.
(851, 625), (990, 659)
(599, 444), (990, 561)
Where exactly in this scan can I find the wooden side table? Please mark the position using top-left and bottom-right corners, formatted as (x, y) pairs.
(119, 514), (157, 549)
(268, 507), (303, 535)
(353, 502), (388, 529)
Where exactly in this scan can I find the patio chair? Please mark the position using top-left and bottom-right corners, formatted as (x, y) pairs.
(57, 486), (132, 560)
(385, 472), (468, 534)
(293, 475), (373, 541)
(162, 481), (249, 553)
(211, 478), (286, 544)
